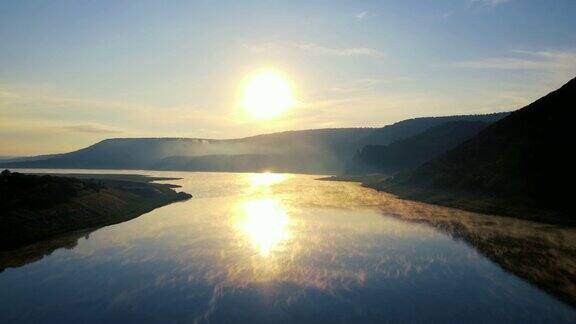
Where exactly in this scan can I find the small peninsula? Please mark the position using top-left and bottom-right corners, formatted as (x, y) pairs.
(0, 170), (192, 250)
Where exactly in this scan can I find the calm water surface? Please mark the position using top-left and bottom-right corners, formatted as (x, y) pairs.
(0, 170), (574, 323)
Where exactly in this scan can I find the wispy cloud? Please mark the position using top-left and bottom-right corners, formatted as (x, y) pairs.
(0, 85), (239, 147)
(325, 78), (384, 94)
(448, 49), (576, 111)
(0, 88), (20, 100)
(295, 91), (473, 129)
(59, 124), (124, 135)
(245, 42), (384, 59)
(294, 43), (384, 58)
(321, 77), (415, 95)
(355, 11), (368, 20)
(441, 11), (453, 19)
(450, 49), (576, 72)
(0, 85), (154, 114)
(470, 0), (512, 8)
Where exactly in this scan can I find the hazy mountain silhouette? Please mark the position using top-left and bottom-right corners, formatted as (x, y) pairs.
(153, 154), (340, 173)
(1, 129), (374, 173)
(346, 121), (490, 174)
(371, 77), (575, 224)
(1, 113), (508, 174)
(360, 112), (508, 146)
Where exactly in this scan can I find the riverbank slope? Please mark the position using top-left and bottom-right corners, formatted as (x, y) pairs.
(0, 170), (192, 249)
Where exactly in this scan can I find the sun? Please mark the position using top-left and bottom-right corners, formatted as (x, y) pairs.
(240, 69), (295, 120)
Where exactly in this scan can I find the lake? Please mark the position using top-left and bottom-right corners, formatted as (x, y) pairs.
(1, 170), (575, 323)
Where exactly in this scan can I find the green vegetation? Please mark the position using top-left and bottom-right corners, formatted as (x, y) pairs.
(0, 170), (192, 249)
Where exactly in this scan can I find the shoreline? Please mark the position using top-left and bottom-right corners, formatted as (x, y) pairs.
(363, 181), (573, 226)
(0, 171), (192, 250)
(320, 173), (573, 226)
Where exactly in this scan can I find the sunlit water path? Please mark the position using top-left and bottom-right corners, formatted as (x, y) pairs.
(0, 170), (574, 323)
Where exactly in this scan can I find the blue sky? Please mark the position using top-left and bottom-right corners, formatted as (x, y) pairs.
(1, 0), (575, 155)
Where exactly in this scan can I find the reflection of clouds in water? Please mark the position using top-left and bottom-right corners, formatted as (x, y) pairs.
(193, 202), (444, 323)
(60, 173), (466, 313)
(13, 171), (573, 321)
(68, 175), (446, 296)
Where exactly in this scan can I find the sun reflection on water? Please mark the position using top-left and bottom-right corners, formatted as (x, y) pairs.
(247, 172), (288, 188)
(235, 173), (292, 257)
(238, 198), (290, 257)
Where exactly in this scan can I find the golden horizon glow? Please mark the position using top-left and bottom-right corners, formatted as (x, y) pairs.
(239, 69), (295, 120)
(238, 198), (290, 257)
(248, 172), (288, 188)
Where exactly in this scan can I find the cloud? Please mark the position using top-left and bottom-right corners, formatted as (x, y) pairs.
(294, 43), (385, 58)
(59, 124), (124, 134)
(0, 88), (20, 100)
(0, 85), (154, 114)
(450, 49), (576, 72)
(245, 42), (384, 59)
(448, 49), (576, 112)
(294, 91), (476, 129)
(0, 119), (124, 137)
(325, 79), (383, 94)
(355, 11), (368, 20)
(321, 77), (415, 95)
(470, 0), (512, 7)
(0, 84), (241, 140)
(441, 11), (453, 19)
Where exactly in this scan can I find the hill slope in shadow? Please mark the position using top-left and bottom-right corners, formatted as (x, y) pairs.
(371, 77), (575, 224)
(346, 121), (490, 174)
(360, 112), (507, 146)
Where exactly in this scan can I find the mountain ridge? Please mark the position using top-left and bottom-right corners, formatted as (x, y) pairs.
(1, 113), (510, 174)
(346, 120), (490, 174)
(369, 76), (575, 224)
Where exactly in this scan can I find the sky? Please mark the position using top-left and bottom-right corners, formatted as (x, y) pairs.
(1, 0), (575, 156)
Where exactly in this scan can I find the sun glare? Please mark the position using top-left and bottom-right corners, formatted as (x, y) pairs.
(238, 198), (290, 257)
(248, 172), (288, 187)
(240, 69), (295, 120)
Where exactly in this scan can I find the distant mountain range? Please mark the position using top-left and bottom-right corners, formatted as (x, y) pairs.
(346, 120), (490, 174)
(371, 77), (575, 224)
(1, 113), (509, 174)
(0, 129), (373, 173)
(3, 75), (572, 223)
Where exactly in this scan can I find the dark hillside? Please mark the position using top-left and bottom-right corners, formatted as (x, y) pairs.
(0, 170), (191, 249)
(360, 112), (507, 146)
(346, 121), (489, 174)
(372, 77), (575, 224)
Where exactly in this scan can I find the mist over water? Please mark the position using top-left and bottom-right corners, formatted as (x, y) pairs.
(0, 170), (574, 323)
